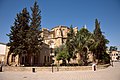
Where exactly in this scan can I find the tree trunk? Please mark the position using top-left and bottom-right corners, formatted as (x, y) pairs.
(6, 53), (10, 65)
(93, 53), (96, 62)
(57, 61), (59, 71)
(62, 59), (66, 66)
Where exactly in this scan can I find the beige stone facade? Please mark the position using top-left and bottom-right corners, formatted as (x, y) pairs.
(0, 43), (9, 65)
(110, 51), (120, 61)
(0, 54), (5, 64)
(41, 25), (78, 64)
(42, 25), (78, 48)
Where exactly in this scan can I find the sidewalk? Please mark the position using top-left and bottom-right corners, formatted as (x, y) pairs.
(0, 62), (120, 80)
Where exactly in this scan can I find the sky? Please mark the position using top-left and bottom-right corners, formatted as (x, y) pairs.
(0, 0), (120, 46)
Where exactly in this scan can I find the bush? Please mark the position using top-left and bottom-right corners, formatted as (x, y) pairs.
(101, 52), (110, 64)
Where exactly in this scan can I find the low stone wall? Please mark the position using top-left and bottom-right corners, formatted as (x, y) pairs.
(97, 64), (110, 69)
(3, 64), (110, 72)
(58, 66), (92, 71)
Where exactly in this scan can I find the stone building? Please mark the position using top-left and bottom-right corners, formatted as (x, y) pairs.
(0, 43), (8, 65)
(5, 43), (51, 66)
(5, 25), (78, 66)
(41, 26), (78, 55)
(4, 25), (93, 66)
(110, 51), (120, 61)
(41, 25), (78, 64)
(41, 25), (94, 64)
(42, 25), (78, 48)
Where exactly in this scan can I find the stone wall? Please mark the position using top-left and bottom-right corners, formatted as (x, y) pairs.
(0, 54), (5, 64)
(3, 64), (110, 72)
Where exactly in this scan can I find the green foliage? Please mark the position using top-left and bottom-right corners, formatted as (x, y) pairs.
(56, 50), (68, 61)
(7, 8), (30, 55)
(54, 47), (60, 56)
(27, 1), (43, 55)
(54, 45), (65, 56)
(7, 1), (43, 65)
(100, 52), (110, 64)
(91, 19), (109, 63)
(74, 27), (92, 65)
(109, 46), (117, 51)
(55, 45), (69, 65)
(66, 25), (76, 62)
(55, 21), (110, 65)
(30, 1), (41, 30)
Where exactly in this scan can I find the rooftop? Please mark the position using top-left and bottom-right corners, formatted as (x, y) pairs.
(51, 25), (69, 30)
(0, 42), (6, 45)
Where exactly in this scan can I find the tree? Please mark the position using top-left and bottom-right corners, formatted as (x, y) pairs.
(109, 46), (117, 51)
(66, 25), (76, 63)
(30, 1), (41, 30)
(7, 1), (43, 66)
(26, 1), (43, 66)
(91, 19), (109, 63)
(56, 45), (69, 66)
(74, 27), (92, 65)
(7, 8), (30, 65)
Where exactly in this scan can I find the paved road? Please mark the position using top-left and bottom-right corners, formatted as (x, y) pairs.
(0, 62), (120, 80)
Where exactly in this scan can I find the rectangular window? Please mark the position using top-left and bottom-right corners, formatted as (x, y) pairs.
(116, 54), (118, 56)
(47, 56), (49, 62)
(44, 56), (46, 63)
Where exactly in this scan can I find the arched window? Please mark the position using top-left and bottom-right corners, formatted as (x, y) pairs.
(48, 40), (54, 48)
(56, 29), (59, 37)
(62, 29), (65, 36)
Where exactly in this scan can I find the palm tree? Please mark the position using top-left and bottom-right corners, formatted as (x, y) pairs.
(74, 27), (92, 65)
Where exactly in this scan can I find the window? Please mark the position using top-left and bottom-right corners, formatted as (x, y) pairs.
(116, 54), (118, 56)
(47, 56), (49, 62)
(62, 29), (65, 36)
(56, 29), (59, 37)
(111, 54), (113, 56)
(44, 56), (46, 63)
(114, 54), (116, 56)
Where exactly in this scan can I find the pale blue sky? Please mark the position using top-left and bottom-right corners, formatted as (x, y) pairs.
(0, 0), (120, 46)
